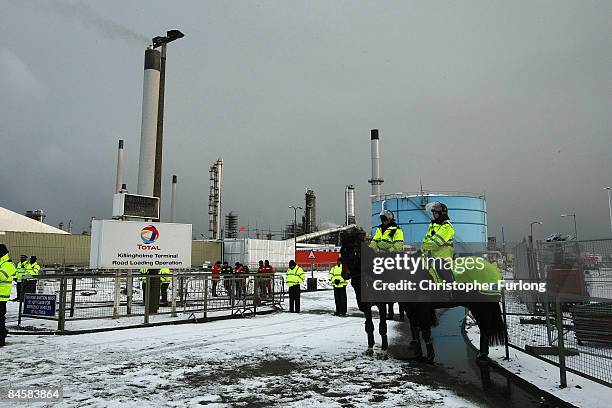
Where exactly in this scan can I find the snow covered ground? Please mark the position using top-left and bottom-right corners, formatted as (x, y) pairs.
(464, 316), (612, 408)
(5, 290), (481, 407)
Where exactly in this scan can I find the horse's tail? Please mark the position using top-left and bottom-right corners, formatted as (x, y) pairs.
(488, 302), (507, 346)
(470, 302), (506, 346)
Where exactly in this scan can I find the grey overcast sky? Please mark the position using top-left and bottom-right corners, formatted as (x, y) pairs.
(0, 0), (610, 241)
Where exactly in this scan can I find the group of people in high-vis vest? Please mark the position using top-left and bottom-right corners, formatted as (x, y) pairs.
(0, 244), (42, 347)
(284, 257), (348, 315)
(15, 255), (41, 301)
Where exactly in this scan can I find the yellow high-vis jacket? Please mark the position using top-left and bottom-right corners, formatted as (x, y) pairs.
(369, 224), (404, 253)
(285, 266), (305, 287)
(0, 254), (16, 301)
(328, 264), (348, 288)
(160, 268), (172, 283)
(15, 261), (30, 282)
(420, 220), (455, 259)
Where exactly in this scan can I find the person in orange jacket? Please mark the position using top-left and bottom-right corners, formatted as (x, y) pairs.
(212, 261), (221, 297)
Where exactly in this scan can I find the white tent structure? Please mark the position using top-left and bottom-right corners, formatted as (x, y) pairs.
(0, 206), (68, 234)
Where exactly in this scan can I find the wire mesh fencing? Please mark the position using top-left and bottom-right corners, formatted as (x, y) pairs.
(504, 238), (612, 388)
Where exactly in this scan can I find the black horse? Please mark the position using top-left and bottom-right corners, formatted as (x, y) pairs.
(340, 228), (506, 363)
(340, 229), (391, 358)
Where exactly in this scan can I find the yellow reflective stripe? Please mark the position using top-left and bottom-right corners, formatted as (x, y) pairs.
(431, 235), (445, 246)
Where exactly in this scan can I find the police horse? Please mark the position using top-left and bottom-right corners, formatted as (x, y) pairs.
(340, 229), (506, 363)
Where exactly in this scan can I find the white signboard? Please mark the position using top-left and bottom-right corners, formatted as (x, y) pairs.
(90, 220), (192, 269)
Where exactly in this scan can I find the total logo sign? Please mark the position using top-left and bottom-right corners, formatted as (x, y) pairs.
(137, 225), (160, 250)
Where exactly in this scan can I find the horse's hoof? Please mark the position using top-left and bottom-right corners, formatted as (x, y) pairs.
(426, 344), (435, 363)
(365, 347), (374, 357)
(377, 350), (388, 360)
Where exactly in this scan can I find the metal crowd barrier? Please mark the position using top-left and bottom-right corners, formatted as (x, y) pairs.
(17, 270), (286, 332)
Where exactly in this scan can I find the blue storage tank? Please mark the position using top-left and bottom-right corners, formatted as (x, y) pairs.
(371, 193), (487, 254)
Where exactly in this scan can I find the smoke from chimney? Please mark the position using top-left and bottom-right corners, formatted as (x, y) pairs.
(27, 0), (148, 44)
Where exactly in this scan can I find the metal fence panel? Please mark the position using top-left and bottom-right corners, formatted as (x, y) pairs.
(504, 238), (612, 387)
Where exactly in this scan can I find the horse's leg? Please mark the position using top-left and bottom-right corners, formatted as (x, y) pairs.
(407, 306), (423, 358)
(422, 326), (435, 363)
(414, 303), (435, 363)
(364, 304), (375, 356)
(376, 303), (389, 359)
(479, 333), (490, 360)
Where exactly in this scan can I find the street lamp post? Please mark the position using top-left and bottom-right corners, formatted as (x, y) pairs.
(151, 30), (184, 203)
(606, 187), (612, 235)
(561, 214), (578, 241)
(528, 221), (542, 281)
(289, 205), (303, 260)
(530, 221), (543, 244)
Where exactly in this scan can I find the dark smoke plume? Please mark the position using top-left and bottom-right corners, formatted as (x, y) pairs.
(27, 0), (149, 44)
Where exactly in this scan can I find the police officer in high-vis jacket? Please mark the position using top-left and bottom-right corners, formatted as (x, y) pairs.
(329, 257), (348, 316)
(0, 244), (17, 346)
(420, 201), (455, 282)
(285, 260), (305, 313)
(369, 209), (404, 253)
(22, 255), (40, 296)
(369, 209), (404, 319)
(159, 267), (171, 305)
(13, 255), (29, 301)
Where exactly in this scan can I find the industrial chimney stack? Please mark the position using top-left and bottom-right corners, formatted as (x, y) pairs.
(115, 140), (125, 193)
(137, 47), (161, 197)
(368, 129), (384, 199)
(170, 175), (177, 223)
(208, 159), (223, 239)
(304, 189), (317, 234)
(345, 185), (356, 225)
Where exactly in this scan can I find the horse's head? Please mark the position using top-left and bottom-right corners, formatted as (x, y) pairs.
(340, 228), (366, 279)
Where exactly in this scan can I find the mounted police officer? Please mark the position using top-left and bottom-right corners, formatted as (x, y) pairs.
(420, 201), (455, 283)
(369, 209), (404, 253)
(369, 209), (404, 319)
